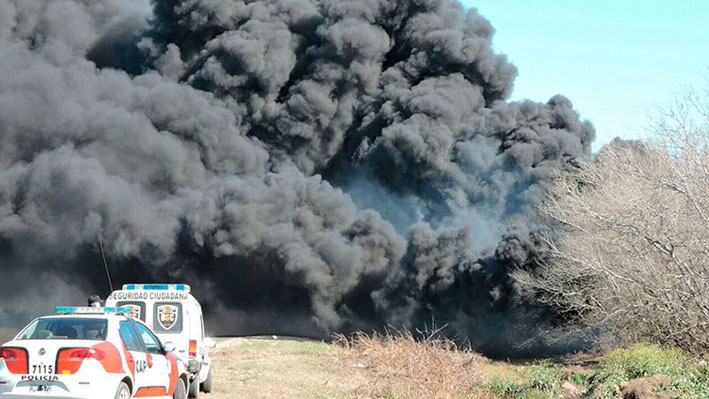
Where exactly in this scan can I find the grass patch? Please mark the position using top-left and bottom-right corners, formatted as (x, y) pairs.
(586, 343), (709, 399)
(489, 372), (524, 397)
(525, 361), (565, 396)
(208, 338), (360, 399)
(482, 361), (566, 399)
(234, 339), (330, 354)
(477, 344), (708, 399)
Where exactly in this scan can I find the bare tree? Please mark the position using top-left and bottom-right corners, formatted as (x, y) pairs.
(514, 88), (709, 353)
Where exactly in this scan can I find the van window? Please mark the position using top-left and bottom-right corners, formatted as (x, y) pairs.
(117, 302), (146, 322)
(152, 302), (182, 333)
(119, 321), (142, 351)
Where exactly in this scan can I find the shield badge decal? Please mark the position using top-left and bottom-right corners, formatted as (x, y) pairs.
(157, 304), (179, 330)
(124, 304), (141, 320)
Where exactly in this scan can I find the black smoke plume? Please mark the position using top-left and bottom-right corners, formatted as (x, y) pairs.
(0, 0), (594, 356)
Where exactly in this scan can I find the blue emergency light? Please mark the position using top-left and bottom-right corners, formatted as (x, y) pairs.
(55, 307), (132, 314)
(122, 283), (191, 292)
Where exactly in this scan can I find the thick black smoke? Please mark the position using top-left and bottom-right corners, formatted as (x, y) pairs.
(0, 0), (593, 356)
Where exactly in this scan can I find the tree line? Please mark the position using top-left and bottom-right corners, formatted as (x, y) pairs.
(515, 88), (709, 354)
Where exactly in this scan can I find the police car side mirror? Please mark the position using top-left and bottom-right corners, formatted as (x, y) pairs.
(204, 338), (217, 349)
(163, 342), (176, 353)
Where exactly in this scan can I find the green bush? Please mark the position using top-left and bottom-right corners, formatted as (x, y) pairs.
(526, 361), (564, 394)
(588, 343), (709, 399)
(489, 374), (523, 397)
(482, 345), (707, 399)
(665, 360), (709, 399)
(568, 371), (588, 387)
(517, 388), (550, 399)
(487, 362), (564, 399)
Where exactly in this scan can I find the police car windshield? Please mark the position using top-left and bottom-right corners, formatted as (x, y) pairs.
(17, 318), (108, 340)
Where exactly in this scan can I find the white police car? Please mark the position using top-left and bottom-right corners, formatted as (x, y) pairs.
(0, 307), (189, 399)
(105, 285), (214, 399)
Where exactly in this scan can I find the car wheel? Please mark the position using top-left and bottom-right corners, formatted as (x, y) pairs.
(114, 382), (130, 399)
(173, 379), (187, 399)
(201, 368), (213, 393)
(188, 378), (199, 399)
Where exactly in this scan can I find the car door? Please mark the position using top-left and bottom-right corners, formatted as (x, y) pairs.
(118, 320), (150, 394)
(133, 322), (170, 395)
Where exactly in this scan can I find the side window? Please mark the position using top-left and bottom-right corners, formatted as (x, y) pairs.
(135, 323), (162, 355)
(119, 321), (142, 352)
(17, 321), (38, 340)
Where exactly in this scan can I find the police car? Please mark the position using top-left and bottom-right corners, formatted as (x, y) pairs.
(105, 285), (214, 399)
(0, 307), (189, 399)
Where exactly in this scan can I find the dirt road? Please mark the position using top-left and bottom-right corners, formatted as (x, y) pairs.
(201, 336), (360, 399)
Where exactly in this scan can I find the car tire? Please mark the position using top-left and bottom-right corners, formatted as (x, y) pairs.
(201, 368), (213, 393)
(174, 379), (187, 399)
(114, 382), (130, 399)
(188, 378), (199, 399)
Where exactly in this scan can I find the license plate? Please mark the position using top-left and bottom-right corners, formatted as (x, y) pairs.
(31, 364), (54, 374)
(29, 384), (53, 393)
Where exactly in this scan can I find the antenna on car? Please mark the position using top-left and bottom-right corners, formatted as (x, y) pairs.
(98, 231), (114, 293)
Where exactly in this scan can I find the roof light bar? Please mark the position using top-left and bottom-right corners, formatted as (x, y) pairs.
(55, 307), (131, 315)
(121, 284), (191, 293)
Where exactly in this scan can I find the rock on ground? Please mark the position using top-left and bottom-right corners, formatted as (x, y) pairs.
(621, 374), (677, 399)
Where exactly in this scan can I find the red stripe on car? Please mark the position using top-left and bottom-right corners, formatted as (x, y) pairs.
(120, 341), (135, 378)
(134, 386), (167, 397)
(92, 342), (124, 374)
(166, 352), (179, 395)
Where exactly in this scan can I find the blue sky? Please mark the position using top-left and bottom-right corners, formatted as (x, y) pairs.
(459, 0), (709, 149)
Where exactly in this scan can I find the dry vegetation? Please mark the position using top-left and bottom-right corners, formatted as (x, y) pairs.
(203, 335), (708, 399)
(334, 331), (482, 399)
(514, 89), (709, 353)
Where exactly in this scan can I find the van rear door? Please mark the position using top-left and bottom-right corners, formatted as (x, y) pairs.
(115, 301), (147, 323)
(152, 302), (187, 357)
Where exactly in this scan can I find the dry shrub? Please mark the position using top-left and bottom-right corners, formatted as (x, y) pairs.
(514, 108), (709, 353)
(334, 329), (482, 399)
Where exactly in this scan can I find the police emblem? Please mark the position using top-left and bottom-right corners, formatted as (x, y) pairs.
(124, 304), (141, 320)
(157, 304), (179, 330)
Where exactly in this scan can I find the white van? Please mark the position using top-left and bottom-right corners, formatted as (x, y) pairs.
(106, 284), (215, 399)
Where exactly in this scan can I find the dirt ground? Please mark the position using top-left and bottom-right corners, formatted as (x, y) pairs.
(2, 330), (356, 398)
(202, 337), (363, 399)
